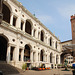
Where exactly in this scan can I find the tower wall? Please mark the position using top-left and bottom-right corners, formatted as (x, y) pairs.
(71, 15), (75, 44)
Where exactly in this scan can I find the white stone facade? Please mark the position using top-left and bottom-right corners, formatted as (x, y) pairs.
(0, 0), (61, 69)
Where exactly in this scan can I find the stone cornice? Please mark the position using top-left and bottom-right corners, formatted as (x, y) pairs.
(1, 21), (61, 53)
(10, 0), (60, 41)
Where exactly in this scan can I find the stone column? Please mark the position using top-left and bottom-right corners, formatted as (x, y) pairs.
(58, 55), (60, 64)
(16, 16), (21, 29)
(52, 56), (55, 64)
(35, 29), (38, 39)
(15, 38), (19, 62)
(31, 27), (34, 37)
(21, 49), (24, 62)
(10, 12), (13, 25)
(6, 44), (11, 63)
(55, 55), (56, 64)
(47, 54), (49, 63)
(35, 51), (38, 62)
(30, 50), (33, 63)
(43, 53), (46, 62)
(38, 53), (40, 62)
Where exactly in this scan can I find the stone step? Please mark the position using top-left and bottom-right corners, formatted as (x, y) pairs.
(0, 61), (23, 75)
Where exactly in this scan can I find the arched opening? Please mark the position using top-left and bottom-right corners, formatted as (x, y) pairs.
(55, 41), (57, 49)
(56, 55), (58, 64)
(40, 50), (43, 61)
(24, 44), (30, 62)
(2, 3), (10, 23)
(41, 31), (44, 42)
(25, 20), (32, 35)
(50, 53), (53, 63)
(0, 35), (8, 61)
(50, 37), (52, 46)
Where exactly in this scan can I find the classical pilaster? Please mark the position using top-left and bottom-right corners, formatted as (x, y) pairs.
(10, 12), (13, 25)
(16, 16), (21, 29)
(15, 38), (19, 62)
(6, 44), (11, 63)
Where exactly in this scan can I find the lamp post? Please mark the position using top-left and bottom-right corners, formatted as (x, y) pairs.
(0, 0), (3, 24)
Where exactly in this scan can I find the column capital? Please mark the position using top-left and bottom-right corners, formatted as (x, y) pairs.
(30, 49), (34, 53)
(7, 43), (11, 47)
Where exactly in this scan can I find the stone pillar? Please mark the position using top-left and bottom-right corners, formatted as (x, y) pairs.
(35, 51), (38, 62)
(10, 12), (13, 25)
(15, 38), (19, 62)
(47, 54), (49, 63)
(58, 55), (60, 64)
(32, 27), (34, 37)
(13, 47), (16, 61)
(21, 49), (24, 62)
(7, 44), (11, 63)
(35, 29), (38, 39)
(16, 16), (21, 29)
(52, 56), (55, 64)
(43, 53), (46, 62)
(30, 50), (33, 63)
(55, 55), (56, 64)
(38, 53), (40, 62)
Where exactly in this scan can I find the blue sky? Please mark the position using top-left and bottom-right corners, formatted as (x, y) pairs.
(17, 0), (75, 42)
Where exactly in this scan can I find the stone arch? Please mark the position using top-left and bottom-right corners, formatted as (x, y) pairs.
(25, 19), (33, 35)
(2, 2), (12, 23)
(0, 34), (9, 61)
(41, 30), (44, 42)
(50, 52), (53, 63)
(40, 49), (45, 61)
(24, 44), (32, 61)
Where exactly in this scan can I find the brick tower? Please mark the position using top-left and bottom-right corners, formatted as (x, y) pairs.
(70, 15), (75, 61)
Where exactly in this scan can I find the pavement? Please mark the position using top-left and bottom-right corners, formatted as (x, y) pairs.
(8, 68), (73, 75)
